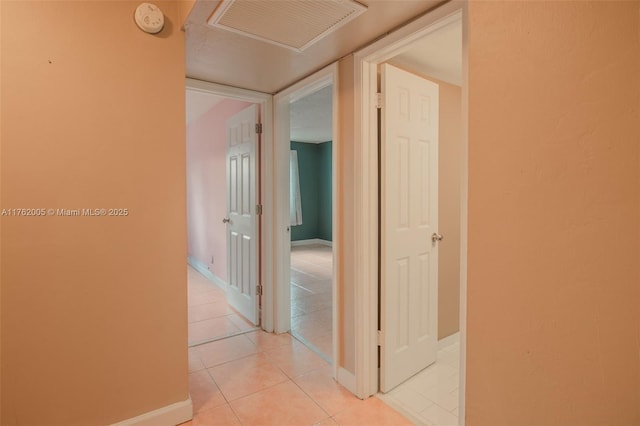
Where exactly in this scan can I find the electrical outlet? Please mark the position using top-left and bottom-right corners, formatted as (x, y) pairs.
(211, 256), (214, 264)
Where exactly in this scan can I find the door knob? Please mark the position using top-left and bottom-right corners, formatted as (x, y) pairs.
(222, 217), (230, 224)
(431, 233), (443, 243)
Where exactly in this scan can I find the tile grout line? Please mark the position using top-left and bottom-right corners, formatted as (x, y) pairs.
(287, 367), (337, 423)
(188, 326), (261, 348)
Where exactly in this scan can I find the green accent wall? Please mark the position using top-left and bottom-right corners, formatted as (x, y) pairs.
(290, 141), (332, 242)
(317, 141), (332, 241)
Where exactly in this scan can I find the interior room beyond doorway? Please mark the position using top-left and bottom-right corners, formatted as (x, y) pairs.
(374, 12), (463, 426)
(288, 84), (335, 362)
(185, 88), (261, 345)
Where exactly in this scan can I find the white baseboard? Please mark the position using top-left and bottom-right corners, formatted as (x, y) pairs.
(111, 398), (192, 426)
(337, 367), (357, 396)
(290, 238), (333, 247)
(187, 256), (227, 291)
(438, 331), (460, 350)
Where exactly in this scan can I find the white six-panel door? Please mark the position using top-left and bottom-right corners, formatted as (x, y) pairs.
(226, 104), (259, 325)
(380, 63), (439, 392)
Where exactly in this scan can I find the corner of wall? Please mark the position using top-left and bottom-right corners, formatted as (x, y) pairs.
(178, 0), (196, 30)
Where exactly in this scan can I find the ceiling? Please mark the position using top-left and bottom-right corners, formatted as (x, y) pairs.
(186, 90), (224, 124)
(185, 0), (458, 139)
(185, 0), (444, 94)
(285, 19), (461, 143)
(387, 18), (462, 86)
(290, 85), (333, 143)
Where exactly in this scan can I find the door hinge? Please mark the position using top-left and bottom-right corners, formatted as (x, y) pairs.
(256, 204), (263, 215)
(377, 329), (383, 346)
(375, 92), (383, 109)
(255, 123), (263, 134)
(256, 285), (263, 296)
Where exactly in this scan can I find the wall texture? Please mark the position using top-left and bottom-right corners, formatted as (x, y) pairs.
(1, 2), (188, 425)
(187, 99), (252, 282)
(290, 141), (333, 242)
(338, 55), (356, 373)
(432, 78), (462, 340)
(467, 1), (640, 424)
(0, 0), (3, 413)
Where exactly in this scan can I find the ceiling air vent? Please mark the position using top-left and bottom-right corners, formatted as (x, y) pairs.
(207, 0), (367, 52)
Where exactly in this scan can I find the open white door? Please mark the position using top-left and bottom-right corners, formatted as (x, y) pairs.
(225, 104), (259, 325)
(380, 63), (439, 392)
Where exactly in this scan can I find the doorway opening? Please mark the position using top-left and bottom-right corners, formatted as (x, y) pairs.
(185, 79), (274, 347)
(352, 3), (468, 425)
(376, 16), (463, 423)
(274, 63), (340, 376)
(288, 85), (334, 362)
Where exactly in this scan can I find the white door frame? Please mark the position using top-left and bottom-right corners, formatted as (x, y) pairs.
(273, 63), (341, 378)
(352, 1), (468, 422)
(185, 78), (275, 332)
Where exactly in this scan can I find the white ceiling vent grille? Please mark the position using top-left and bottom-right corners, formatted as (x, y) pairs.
(207, 0), (367, 52)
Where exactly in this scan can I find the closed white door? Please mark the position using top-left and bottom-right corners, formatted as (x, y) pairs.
(226, 104), (259, 325)
(380, 63), (439, 392)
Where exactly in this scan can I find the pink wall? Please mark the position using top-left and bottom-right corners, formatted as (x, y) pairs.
(187, 99), (252, 281)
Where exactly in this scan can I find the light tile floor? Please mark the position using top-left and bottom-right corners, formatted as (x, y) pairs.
(378, 338), (461, 426)
(183, 264), (413, 426)
(186, 261), (463, 426)
(290, 244), (333, 361)
(188, 266), (256, 346)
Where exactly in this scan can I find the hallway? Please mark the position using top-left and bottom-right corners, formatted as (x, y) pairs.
(184, 267), (412, 425)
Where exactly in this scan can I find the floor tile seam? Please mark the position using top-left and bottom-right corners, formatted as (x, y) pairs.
(187, 313), (239, 325)
(289, 332), (333, 363)
(187, 299), (231, 307)
(287, 369), (337, 420)
(254, 344), (328, 381)
(199, 367), (232, 407)
(221, 400), (245, 425)
(420, 399), (460, 417)
(375, 394), (429, 426)
(279, 351), (331, 380)
(213, 374), (292, 405)
(205, 352), (281, 375)
(412, 385), (459, 401)
(226, 379), (328, 426)
(198, 344), (263, 369)
(189, 327), (260, 348)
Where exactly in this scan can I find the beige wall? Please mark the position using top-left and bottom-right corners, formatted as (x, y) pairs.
(433, 78), (462, 339)
(1, 2), (188, 425)
(179, 0), (196, 27)
(0, 0), (3, 415)
(467, 1), (640, 424)
(338, 55), (356, 373)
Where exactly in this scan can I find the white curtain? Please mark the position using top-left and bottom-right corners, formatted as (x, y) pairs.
(290, 150), (303, 226)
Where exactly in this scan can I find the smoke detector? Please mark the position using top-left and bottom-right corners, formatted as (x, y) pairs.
(207, 0), (367, 52)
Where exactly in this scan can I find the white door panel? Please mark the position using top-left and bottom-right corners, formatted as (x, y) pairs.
(380, 63), (439, 392)
(226, 104), (259, 324)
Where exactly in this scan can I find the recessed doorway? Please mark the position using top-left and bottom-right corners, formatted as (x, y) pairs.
(185, 79), (274, 346)
(288, 85), (335, 361)
(351, 3), (468, 424)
